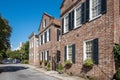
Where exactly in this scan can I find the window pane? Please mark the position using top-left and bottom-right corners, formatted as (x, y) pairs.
(64, 15), (69, 33)
(76, 5), (81, 27)
(92, 0), (101, 18)
(86, 41), (93, 59)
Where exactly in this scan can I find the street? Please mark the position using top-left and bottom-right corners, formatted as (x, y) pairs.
(0, 64), (60, 80)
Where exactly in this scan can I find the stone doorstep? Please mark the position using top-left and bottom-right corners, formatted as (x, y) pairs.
(25, 64), (84, 80)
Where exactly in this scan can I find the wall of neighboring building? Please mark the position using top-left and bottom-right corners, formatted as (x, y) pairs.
(29, 34), (39, 66)
(60, 0), (115, 79)
(114, 0), (120, 44)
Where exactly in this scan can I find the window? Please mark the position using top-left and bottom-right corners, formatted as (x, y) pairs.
(39, 37), (41, 46)
(90, 0), (101, 20)
(47, 29), (49, 42)
(84, 40), (93, 60)
(64, 44), (75, 63)
(41, 35), (43, 45)
(43, 33), (45, 44)
(64, 15), (69, 33)
(75, 5), (82, 28)
(67, 45), (72, 61)
(39, 52), (43, 61)
(84, 38), (99, 64)
(57, 29), (61, 41)
(45, 51), (49, 61)
(43, 19), (46, 28)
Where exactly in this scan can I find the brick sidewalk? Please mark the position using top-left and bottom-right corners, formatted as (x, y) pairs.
(23, 64), (84, 80)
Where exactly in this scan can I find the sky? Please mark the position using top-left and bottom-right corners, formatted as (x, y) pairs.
(0, 0), (62, 50)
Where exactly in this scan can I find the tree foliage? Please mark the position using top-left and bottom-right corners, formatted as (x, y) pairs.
(0, 15), (12, 59)
(0, 16), (12, 51)
(114, 44), (120, 63)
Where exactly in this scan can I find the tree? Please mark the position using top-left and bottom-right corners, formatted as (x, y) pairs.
(0, 15), (12, 58)
(20, 41), (29, 60)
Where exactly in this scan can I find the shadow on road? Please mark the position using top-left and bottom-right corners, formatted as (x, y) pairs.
(0, 65), (29, 73)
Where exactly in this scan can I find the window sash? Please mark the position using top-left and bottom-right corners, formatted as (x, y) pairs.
(90, 0), (101, 19)
(67, 45), (72, 62)
(47, 29), (49, 42)
(75, 5), (82, 28)
(84, 40), (93, 60)
(64, 15), (69, 33)
(45, 51), (48, 61)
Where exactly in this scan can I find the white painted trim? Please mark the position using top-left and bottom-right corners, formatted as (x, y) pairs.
(89, 0), (102, 21)
(74, 4), (82, 29)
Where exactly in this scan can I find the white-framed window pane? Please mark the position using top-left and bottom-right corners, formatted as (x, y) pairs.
(45, 51), (47, 61)
(64, 15), (69, 33)
(67, 45), (72, 62)
(86, 41), (93, 59)
(47, 29), (49, 42)
(43, 33), (45, 44)
(76, 5), (82, 27)
(43, 19), (46, 28)
(91, 0), (101, 19)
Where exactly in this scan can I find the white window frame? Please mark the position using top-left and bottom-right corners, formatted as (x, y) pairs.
(47, 29), (49, 42)
(64, 14), (69, 33)
(39, 37), (41, 46)
(90, 0), (102, 21)
(75, 4), (82, 28)
(43, 19), (46, 28)
(45, 51), (48, 61)
(66, 44), (73, 62)
(83, 39), (94, 61)
(40, 52), (43, 61)
(43, 33), (45, 44)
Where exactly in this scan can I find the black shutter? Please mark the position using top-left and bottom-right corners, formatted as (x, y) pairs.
(44, 52), (45, 61)
(47, 51), (49, 61)
(45, 32), (47, 43)
(85, 0), (89, 22)
(101, 0), (107, 14)
(69, 10), (74, 31)
(69, 12), (71, 31)
(62, 19), (64, 34)
(64, 46), (67, 61)
(72, 10), (74, 29)
(49, 29), (51, 41)
(81, 2), (85, 23)
(93, 38), (99, 65)
(57, 50), (60, 63)
(41, 35), (43, 45)
(72, 44), (76, 64)
(57, 29), (60, 41)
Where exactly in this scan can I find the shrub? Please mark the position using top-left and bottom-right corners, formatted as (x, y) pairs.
(23, 60), (29, 64)
(44, 60), (48, 66)
(40, 60), (43, 65)
(58, 63), (64, 74)
(64, 60), (72, 69)
(47, 62), (50, 71)
(116, 68), (120, 80)
(84, 59), (93, 67)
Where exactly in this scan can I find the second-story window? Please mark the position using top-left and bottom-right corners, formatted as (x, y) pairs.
(47, 29), (49, 42)
(64, 15), (69, 33)
(43, 19), (46, 28)
(75, 5), (82, 28)
(43, 33), (45, 44)
(90, 0), (101, 20)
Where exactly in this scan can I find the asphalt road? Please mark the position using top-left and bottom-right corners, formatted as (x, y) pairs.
(0, 64), (60, 80)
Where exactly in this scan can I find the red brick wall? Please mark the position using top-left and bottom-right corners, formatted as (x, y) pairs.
(60, 0), (116, 79)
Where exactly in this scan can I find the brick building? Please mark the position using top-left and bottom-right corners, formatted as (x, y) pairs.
(29, 32), (39, 66)
(60, 0), (119, 79)
(38, 13), (61, 70)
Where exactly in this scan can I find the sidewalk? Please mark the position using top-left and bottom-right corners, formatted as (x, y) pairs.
(23, 64), (84, 80)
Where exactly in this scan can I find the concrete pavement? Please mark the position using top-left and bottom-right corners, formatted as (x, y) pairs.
(23, 64), (84, 80)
